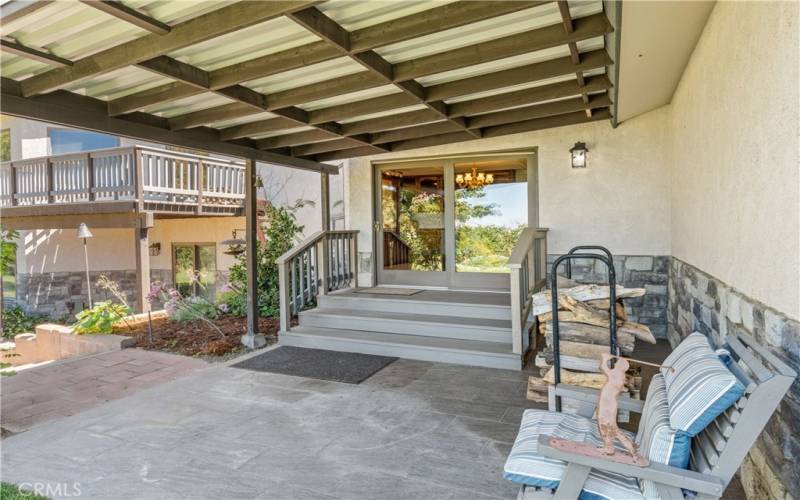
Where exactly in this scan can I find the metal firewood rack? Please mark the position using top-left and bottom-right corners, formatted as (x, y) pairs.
(549, 246), (617, 412)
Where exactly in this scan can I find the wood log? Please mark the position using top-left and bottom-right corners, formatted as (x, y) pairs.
(545, 340), (610, 359)
(542, 353), (602, 372)
(586, 300), (628, 321)
(531, 284), (645, 316)
(538, 312), (656, 344)
(542, 321), (635, 352)
(527, 376), (549, 403)
(542, 367), (635, 391)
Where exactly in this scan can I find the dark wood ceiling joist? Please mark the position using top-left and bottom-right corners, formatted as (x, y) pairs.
(81, 0), (172, 35)
(0, 39), (73, 67)
(0, 78), (336, 174)
(18, 0), (319, 97)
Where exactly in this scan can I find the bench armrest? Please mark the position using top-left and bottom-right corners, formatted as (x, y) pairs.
(537, 435), (725, 497)
(552, 384), (646, 413)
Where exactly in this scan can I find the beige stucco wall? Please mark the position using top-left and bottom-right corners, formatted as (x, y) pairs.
(16, 217), (245, 276)
(345, 106), (672, 285)
(669, 0), (800, 321)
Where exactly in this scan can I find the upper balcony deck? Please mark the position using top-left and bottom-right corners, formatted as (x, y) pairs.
(0, 146), (246, 220)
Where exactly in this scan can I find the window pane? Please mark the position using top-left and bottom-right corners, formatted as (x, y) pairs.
(49, 129), (118, 155)
(381, 166), (445, 271)
(454, 159), (527, 273)
(173, 245), (195, 297)
(197, 245), (217, 299)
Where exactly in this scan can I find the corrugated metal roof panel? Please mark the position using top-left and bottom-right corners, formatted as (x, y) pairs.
(300, 85), (400, 111)
(214, 112), (278, 130)
(375, 2), (601, 63)
(243, 57), (364, 94)
(337, 105), (428, 124)
(64, 66), (172, 101)
(167, 16), (318, 72)
(317, 0), (459, 31)
(251, 126), (315, 140)
(143, 92), (233, 118)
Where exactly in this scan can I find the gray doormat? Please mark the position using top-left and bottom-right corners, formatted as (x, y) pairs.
(232, 346), (398, 384)
(355, 287), (422, 296)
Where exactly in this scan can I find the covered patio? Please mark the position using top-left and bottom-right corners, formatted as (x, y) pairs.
(1, 1), (798, 499)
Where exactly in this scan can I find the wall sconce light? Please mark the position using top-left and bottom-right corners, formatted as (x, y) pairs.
(570, 142), (588, 168)
(149, 242), (161, 256)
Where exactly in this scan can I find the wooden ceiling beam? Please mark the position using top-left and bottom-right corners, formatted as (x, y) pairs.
(291, 137), (372, 156)
(370, 122), (464, 145)
(482, 108), (610, 138)
(108, 82), (204, 116)
(466, 93), (612, 129)
(0, 39), (73, 67)
(168, 103), (261, 131)
(19, 0), (319, 97)
(308, 93), (419, 124)
(557, 0), (592, 117)
(255, 129), (342, 149)
(426, 48), (610, 101)
(1, 1), (53, 26)
(220, 117), (307, 142)
(287, 7), (480, 138)
(340, 109), (441, 136)
(393, 12), (612, 82)
(349, 1), (548, 53)
(449, 74), (611, 118)
(0, 78), (337, 173)
(80, 0), (171, 35)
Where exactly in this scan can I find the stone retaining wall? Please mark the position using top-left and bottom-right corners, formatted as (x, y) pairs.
(668, 257), (800, 498)
(547, 254), (669, 339)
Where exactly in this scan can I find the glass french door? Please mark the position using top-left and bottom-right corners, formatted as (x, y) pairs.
(375, 155), (534, 290)
(173, 243), (217, 299)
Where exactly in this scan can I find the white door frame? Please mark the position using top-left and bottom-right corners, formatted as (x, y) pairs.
(372, 150), (538, 291)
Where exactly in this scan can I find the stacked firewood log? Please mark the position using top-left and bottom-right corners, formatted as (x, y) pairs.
(527, 281), (654, 406)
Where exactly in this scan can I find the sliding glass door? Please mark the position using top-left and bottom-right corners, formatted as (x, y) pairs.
(375, 154), (535, 290)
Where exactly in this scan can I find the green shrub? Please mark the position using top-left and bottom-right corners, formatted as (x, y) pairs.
(73, 301), (132, 335)
(224, 205), (303, 317)
(171, 295), (218, 322)
(2, 306), (41, 338)
(0, 483), (49, 500)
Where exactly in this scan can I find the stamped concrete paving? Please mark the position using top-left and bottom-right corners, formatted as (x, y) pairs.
(1, 349), (207, 434)
(1, 356), (540, 499)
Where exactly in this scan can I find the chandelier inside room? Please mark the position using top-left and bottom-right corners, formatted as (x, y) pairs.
(456, 165), (494, 189)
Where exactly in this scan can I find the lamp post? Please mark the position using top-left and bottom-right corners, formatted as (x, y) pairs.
(77, 223), (94, 308)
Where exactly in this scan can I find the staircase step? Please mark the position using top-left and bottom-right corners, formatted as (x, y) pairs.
(280, 326), (521, 370)
(298, 308), (512, 343)
(318, 290), (511, 320)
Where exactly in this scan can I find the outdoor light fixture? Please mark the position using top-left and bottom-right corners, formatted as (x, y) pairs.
(148, 242), (161, 257)
(222, 229), (246, 256)
(570, 142), (588, 168)
(77, 222), (94, 308)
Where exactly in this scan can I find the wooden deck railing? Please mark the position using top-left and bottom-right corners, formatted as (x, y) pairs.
(0, 146), (245, 215)
(276, 230), (359, 332)
(383, 230), (411, 269)
(507, 227), (548, 355)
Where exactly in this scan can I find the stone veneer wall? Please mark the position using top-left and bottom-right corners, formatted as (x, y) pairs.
(668, 257), (800, 498)
(547, 254), (669, 339)
(17, 268), (174, 320)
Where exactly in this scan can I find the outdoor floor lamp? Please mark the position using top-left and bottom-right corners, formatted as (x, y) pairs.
(77, 222), (93, 308)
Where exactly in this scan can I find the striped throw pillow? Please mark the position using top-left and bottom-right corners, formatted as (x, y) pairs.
(660, 332), (745, 436)
(636, 374), (691, 499)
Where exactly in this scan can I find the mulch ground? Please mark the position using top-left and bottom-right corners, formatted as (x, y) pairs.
(113, 315), (279, 358)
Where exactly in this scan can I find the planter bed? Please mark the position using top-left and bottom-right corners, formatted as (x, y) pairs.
(113, 315), (279, 359)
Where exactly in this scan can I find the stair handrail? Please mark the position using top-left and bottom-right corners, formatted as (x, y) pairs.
(507, 227), (548, 356)
(277, 229), (359, 332)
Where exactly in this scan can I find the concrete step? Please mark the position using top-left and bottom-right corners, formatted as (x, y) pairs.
(317, 292), (511, 320)
(298, 308), (512, 343)
(280, 326), (521, 370)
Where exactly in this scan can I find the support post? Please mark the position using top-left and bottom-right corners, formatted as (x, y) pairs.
(320, 171), (330, 231)
(242, 158), (266, 349)
(134, 226), (151, 313)
(87, 153), (95, 201)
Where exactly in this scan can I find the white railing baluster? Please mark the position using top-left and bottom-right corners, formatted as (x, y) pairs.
(507, 228), (549, 356)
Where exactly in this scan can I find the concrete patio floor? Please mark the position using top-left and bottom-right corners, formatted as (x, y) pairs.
(1, 353), (539, 499)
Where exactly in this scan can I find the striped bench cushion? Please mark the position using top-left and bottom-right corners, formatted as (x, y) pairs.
(661, 332), (745, 435)
(636, 374), (692, 499)
(504, 410), (643, 500)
